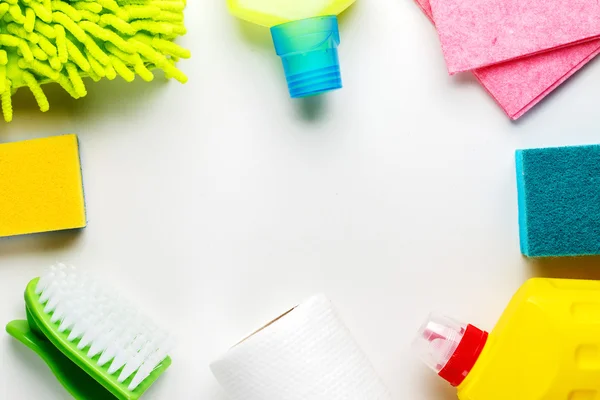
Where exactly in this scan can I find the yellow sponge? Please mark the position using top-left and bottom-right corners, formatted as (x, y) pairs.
(0, 134), (86, 237)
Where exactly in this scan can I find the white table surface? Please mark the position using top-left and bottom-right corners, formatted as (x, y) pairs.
(2, 1), (600, 399)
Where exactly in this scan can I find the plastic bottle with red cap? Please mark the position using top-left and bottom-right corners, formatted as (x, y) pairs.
(413, 278), (600, 400)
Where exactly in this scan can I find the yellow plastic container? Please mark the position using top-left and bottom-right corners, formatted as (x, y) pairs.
(227, 0), (356, 98)
(228, 0), (356, 27)
(415, 278), (600, 400)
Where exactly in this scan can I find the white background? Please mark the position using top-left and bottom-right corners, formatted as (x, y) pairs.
(2, 1), (600, 399)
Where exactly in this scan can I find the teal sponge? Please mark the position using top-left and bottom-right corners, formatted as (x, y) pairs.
(516, 145), (600, 258)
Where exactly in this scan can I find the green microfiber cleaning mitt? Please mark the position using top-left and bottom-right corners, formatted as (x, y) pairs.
(0, 0), (190, 122)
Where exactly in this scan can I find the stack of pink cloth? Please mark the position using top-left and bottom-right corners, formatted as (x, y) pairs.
(416, 0), (600, 119)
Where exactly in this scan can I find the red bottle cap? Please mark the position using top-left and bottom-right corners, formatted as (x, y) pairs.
(413, 314), (489, 387)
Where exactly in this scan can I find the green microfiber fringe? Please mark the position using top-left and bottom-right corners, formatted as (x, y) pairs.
(0, 0), (190, 121)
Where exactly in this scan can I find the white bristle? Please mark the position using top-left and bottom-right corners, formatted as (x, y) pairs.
(129, 337), (175, 391)
(35, 264), (173, 391)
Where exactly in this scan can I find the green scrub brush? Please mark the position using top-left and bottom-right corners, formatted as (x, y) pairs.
(6, 264), (174, 400)
(0, 0), (190, 122)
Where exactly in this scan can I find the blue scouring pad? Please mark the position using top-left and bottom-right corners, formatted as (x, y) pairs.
(516, 145), (600, 257)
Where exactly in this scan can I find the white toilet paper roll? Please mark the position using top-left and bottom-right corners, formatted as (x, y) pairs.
(210, 294), (392, 400)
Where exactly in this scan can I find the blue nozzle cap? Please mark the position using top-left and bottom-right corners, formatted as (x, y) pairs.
(271, 16), (342, 98)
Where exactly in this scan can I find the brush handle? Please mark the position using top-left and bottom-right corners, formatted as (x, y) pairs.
(6, 318), (116, 400)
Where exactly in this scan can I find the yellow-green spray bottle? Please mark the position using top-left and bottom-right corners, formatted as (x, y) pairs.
(228, 0), (356, 98)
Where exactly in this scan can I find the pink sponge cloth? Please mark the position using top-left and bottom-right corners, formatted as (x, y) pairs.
(429, 0), (600, 74)
(416, 0), (600, 119)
